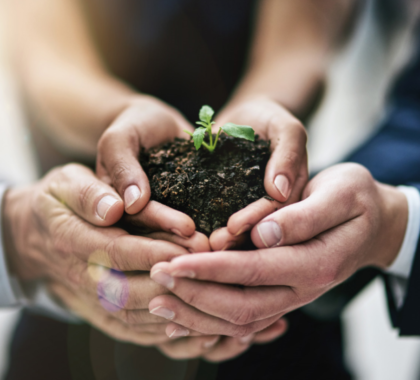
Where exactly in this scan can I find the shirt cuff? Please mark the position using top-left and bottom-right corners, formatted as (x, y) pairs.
(0, 184), (25, 307)
(386, 186), (420, 278)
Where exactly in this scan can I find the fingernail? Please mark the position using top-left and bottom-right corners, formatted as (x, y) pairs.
(149, 306), (175, 320)
(257, 221), (282, 248)
(151, 270), (175, 289)
(221, 241), (235, 251)
(203, 337), (220, 348)
(239, 334), (254, 345)
(169, 327), (190, 338)
(171, 229), (189, 239)
(274, 175), (290, 200)
(124, 185), (141, 209)
(97, 195), (119, 220)
(235, 224), (252, 236)
(172, 270), (195, 278)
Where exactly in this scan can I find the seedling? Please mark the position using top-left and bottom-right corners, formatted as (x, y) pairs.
(184, 105), (255, 152)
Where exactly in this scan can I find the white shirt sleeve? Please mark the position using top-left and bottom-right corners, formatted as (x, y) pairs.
(385, 186), (420, 308)
(0, 184), (24, 307)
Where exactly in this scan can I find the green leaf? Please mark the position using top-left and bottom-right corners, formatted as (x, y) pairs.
(221, 123), (255, 142)
(192, 127), (206, 150)
(195, 121), (207, 127)
(199, 105), (214, 123)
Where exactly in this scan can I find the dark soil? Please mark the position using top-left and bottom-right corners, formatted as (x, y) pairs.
(141, 134), (270, 236)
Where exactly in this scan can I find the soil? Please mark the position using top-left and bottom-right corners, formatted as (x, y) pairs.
(141, 134), (270, 236)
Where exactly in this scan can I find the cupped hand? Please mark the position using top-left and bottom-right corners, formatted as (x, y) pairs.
(96, 95), (194, 215)
(149, 163), (408, 337)
(209, 96), (308, 249)
(215, 96), (308, 206)
(3, 163), (209, 345)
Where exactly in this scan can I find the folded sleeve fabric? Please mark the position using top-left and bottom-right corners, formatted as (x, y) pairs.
(388, 186), (420, 280)
(388, 184), (420, 335)
(0, 183), (24, 308)
(384, 186), (420, 311)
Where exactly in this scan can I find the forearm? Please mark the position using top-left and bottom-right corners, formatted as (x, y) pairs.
(227, 0), (356, 116)
(7, 0), (136, 159)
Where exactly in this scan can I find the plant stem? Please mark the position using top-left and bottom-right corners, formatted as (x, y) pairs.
(207, 123), (213, 148)
(202, 141), (212, 151)
(213, 128), (222, 150)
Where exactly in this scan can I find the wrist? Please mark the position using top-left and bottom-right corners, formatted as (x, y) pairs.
(2, 187), (38, 281)
(228, 57), (325, 117)
(373, 183), (409, 269)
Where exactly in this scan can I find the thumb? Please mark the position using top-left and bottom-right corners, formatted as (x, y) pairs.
(251, 172), (361, 248)
(47, 164), (124, 227)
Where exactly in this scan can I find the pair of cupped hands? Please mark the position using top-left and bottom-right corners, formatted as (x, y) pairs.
(6, 95), (405, 362)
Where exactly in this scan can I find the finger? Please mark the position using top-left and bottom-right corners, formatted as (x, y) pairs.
(150, 270), (297, 325)
(252, 318), (288, 343)
(97, 114), (151, 214)
(124, 201), (196, 239)
(152, 247), (310, 286)
(264, 113), (308, 203)
(86, 268), (169, 310)
(158, 336), (221, 360)
(47, 164), (124, 226)
(110, 307), (169, 325)
(49, 282), (172, 346)
(149, 294), (280, 337)
(225, 197), (282, 237)
(202, 337), (251, 362)
(209, 227), (247, 252)
(145, 231), (210, 253)
(59, 221), (189, 270)
(251, 174), (363, 249)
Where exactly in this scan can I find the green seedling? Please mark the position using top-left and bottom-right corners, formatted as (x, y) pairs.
(184, 105), (255, 152)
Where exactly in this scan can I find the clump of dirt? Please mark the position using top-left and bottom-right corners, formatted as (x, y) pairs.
(141, 134), (270, 236)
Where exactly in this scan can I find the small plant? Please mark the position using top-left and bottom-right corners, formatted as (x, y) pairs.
(184, 105), (255, 152)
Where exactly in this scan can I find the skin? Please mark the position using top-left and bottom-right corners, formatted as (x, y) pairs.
(149, 164), (409, 338)
(5, 0), (355, 360)
(1, 163), (287, 360)
(6, 0), (355, 211)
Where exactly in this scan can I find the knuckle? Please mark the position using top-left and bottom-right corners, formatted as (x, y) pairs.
(228, 303), (256, 326)
(314, 265), (339, 288)
(50, 218), (74, 259)
(293, 121), (308, 142)
(231, 323), (254, 338)
(65, 260), (83, 287)
(182, 288), (200, 307)
(280, 151), (301, 170)
(120, 309), (138, 325)
(99, 270), (128, 308)
(106, 237), (130, 270)
(111, 163), (131, 189)
(106, 238), (121, 268)
(77, 181), (98, 212)
(242, 253), (266, 286)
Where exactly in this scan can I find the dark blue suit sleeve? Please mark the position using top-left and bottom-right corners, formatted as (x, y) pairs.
(346, 105), (420, 335)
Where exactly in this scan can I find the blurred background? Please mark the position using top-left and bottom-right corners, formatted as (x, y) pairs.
(1, 0), (420, 379)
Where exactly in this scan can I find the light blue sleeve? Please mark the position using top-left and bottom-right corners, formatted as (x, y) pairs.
(0, 184), (23, 308)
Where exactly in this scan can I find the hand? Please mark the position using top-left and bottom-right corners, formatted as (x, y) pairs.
(96, 95), (194, 216)
(148, 164), (408, 336)
(51, 280), (288, 362)
(2, 164), (209, 345)
(209, 96), (308, 249)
